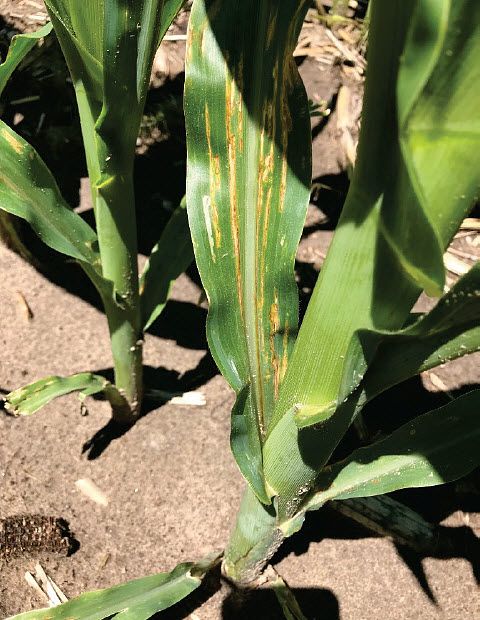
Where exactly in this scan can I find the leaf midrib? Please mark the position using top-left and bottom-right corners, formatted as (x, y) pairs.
(243, 2), (270, 438)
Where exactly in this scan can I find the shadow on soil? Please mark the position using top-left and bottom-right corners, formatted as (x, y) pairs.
(81, 352), (218, 459)
(273, 377), (480, 607)
(150, 564), (340, 620)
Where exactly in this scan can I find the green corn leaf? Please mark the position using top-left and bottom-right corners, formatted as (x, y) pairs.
(0, 122), (117, 306)
(158, 0), (186, 45)
(361, 263), (480, 402)
(303, 390), (480, 511)
(0, 23), (53, 97)
(44, 0), (185, 314)
(185, 0), (311, 503)
(295, 262), (480, 428)
(263, 0), (480, 514)
(4, 373), (127, 416)
(0, 21), (102, 280)
(44, 0), (175, 155)
(140, 198), (194, 331)
(0, 123), (99, 264)
(6, 554), (220, 620)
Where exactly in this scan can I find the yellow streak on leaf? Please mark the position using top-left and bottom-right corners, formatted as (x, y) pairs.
(269, 291), (281, 398)
(256, 125), (266, 316)
(237, 55), (244, 153)
(281, 319), (290, 383)
(225, 70), (243, 321)
(185, 20), (195, 65)
(205, 105), (221, 249)
(202, 195), (215, 260)
(2, 128), (23, 154)
(266, 10), (278, 51)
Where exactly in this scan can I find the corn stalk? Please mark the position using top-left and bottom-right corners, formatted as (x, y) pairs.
(0, 1), (193, 423)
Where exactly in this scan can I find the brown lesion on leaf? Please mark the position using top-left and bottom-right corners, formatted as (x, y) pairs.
(269, 291), (281, 398)
(237, 55), (244, 153)
(1, 127), (24, 154)
(225, 69), (244, 321)
(266, 10), (278, 51)
(281, 319), (290, 383)
(205, 105), (221, 249)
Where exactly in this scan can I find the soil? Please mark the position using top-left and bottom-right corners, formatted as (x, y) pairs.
(1, 3), (480, 620)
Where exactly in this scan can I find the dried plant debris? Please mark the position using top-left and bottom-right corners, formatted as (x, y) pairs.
(0, 515), (77, 559)
(25, 562), (68, 605)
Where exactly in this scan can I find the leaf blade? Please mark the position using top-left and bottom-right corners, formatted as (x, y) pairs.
(140, 199), (194, 331)
(4, 373), (120, 416)
(7, 555), (219, 620)
(0, 23), (53, 97)
(185, 0), (311, 501)
(305, 390), (480, 510)
(0, 122), (99, 264)
(264, 0), (480, 515)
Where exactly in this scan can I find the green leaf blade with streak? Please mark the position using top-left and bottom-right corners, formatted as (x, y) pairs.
(185, 0), (311, 503)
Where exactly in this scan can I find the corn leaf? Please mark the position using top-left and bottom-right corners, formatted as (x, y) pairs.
(7, 554), (219, 620)
(361, 263), (480, 402)
(158, 0), (186, 45)
(331, 496), (438, 553)
(44, 1), (185, 315)
(140, 198), (194, 331)
(4, 373), (127, 416)
(0, 122), (118, 306)
(185, 0), (311, 503)
(304, 390), (480, 511)
(0, 123), (98, 263)
(295, 261), (480, 428)
(44, 0), (175, 152)
(0, 23), (52, 97)
(263, 0), (480, 514)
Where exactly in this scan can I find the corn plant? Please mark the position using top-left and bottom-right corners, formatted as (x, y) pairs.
(0, 1), (193, 424)
(6, 0), (480, 618)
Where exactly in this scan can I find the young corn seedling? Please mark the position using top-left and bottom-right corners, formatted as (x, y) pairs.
(6, 0), (480, 618)
(0, 1), (193, 424)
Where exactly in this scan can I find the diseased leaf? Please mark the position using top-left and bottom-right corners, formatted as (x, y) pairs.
(185, 0), (311, 502)
(0, 23), (53, 97)
(140, 198), (194, 331)
(7, 554), (220, 620)
(304, 391), (480, 511)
